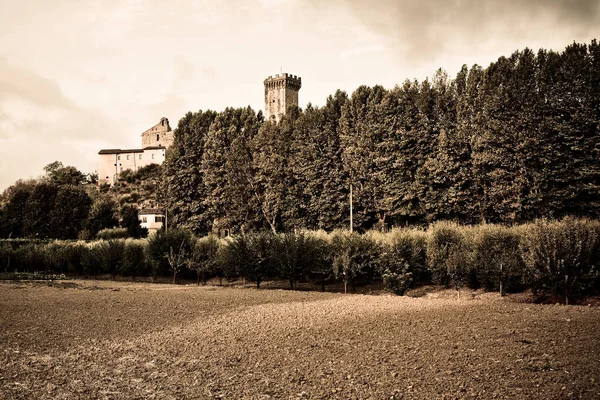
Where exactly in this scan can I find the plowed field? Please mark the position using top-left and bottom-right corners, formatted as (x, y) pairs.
(1, 280), (599, 399)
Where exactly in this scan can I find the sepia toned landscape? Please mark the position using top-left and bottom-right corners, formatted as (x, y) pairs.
(1, 280), (599, 399)
(2, 1), (600, 399)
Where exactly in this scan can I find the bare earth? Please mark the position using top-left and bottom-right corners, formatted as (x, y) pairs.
(0, 281), (599, 399)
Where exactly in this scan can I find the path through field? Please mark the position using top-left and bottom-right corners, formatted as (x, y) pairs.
(0, 280), (599, 399)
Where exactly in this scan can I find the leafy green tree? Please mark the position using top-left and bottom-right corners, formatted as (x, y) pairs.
(202, 107), (263, 233)
(271, 231), (323, 290)
(49, 185), (92, 239)
(340, 85), (390, 231)
(1, 179), (91, 239)
(427, 221), (470, 295)
(0, 180), (36, 238)
(146, 228), (193, 279)
(223, 231), (274, 289)
(162, 110), (218, 234)
(44, 161), (87, 186)
(291, 91), (348, 231)
(86, 193), (119, 236)
(22, 181), (58, 238)
(186, 235), (221, 285)
(471, 51), (536, 223)
(331, 231), (380, 292)
(120, 205), (148, 238)
(381, 80), (429, 225)
(252, 109), (299, 232)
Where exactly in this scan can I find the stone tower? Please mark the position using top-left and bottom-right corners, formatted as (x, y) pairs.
(141, 117), (174, 148)
(264, 73), (302, 122)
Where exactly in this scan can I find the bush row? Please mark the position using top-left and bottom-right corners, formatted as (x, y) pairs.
(1, 218), (599, 302)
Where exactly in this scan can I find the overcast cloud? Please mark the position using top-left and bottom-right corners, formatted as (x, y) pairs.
(0, 0), (598, 190)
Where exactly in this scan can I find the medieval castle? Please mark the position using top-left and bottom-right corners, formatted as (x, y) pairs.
(98, 117), (174, 185)
(264, 73), (302, 122)
(98, 73), (301, 185)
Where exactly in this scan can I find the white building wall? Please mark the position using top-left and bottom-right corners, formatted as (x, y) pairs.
(98, 148), (166, 186)
(139, 213), (164, 234)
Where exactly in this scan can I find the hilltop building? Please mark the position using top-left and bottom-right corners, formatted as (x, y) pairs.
(98, 117), (173, 186)
(264, 73), (302, 122)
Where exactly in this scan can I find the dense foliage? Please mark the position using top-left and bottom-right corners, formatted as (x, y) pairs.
(163, 41), (600, 234)
(0, 162), (147, 240)
(3, 219), (599, 302)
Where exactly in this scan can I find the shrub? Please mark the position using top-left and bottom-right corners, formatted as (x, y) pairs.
(520, 218), (600, 303)
(97, 239), (126, 278)
(82, 242), (103, 278)
(12, 243), (47, 273)
(62, 242), (88, 276)
(187, 235), (221, 285)
(302, 235), (332, 291)
(469, 224), (524, 294)
(379, 229), (429, 284)
(222, 231), (274, 289)
(135, 164), (162, 181)
(122, 240), (148, 279)
(0, 242), (13, 272)
(119, 169), (136, 184)
(380, 255), (413, 295)
(96, 228), (129, 240)
(271, 231), (329, 290)
(331, 231), (380, 293)
(77, 229), (94, 240)
(427, 221), (470, 293)
(146, 229), (193, 280)
(98, 182), (110, 193)
(129, 192), (140, 203)
(43, 242), (69, 274)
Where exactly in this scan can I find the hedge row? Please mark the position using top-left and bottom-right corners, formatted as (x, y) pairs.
(1, 218), (599, 302)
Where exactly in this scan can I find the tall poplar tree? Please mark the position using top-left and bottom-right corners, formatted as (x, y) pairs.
(162, 110), (217, 234)
(202, 107), (263, 233)
(291, 91), (348, 231)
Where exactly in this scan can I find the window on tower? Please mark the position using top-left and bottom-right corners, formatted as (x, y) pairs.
(156, 134), (159, 141)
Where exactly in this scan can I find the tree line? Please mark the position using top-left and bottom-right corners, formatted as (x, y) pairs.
(0, 162), (147, 239)
(3, 218), (599, 303)
(163, 40), (600, 234)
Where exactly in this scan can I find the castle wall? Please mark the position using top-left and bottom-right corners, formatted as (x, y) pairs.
(141, 117), (173, 148)
(285, 87), (299, 111)
(142, 130), (174, 148)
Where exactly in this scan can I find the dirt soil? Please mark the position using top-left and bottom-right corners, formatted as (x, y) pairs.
(0, 280), (599, 399)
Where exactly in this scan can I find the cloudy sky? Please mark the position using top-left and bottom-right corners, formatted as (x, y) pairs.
(1, 0), (599, 190)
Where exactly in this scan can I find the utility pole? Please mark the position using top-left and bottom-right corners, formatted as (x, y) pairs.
(350, 182), (353, 233)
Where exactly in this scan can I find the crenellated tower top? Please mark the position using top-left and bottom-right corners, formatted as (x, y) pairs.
(264, 73), (302, 122)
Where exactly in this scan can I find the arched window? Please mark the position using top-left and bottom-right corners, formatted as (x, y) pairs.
(156, 134), (159, 142)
